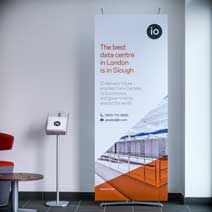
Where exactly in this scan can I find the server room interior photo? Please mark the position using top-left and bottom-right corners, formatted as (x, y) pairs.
(0, 0), (212, 212)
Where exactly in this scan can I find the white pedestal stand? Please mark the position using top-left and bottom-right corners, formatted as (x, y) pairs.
(45, 113), (69, 207)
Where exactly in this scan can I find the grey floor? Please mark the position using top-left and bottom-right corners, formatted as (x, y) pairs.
(0, 201), (212, 212)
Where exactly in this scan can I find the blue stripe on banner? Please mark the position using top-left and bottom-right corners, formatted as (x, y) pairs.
(121, 128), (168, 139)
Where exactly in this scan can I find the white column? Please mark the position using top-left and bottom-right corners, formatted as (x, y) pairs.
(185, 0), (212, 197)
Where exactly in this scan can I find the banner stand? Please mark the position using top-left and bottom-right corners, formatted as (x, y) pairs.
(100, 202), (163, 208)
(95, 14), (168, 205)
(95, 11), (164, 209)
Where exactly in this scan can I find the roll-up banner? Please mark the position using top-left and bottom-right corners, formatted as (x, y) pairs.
(95, 15), (168, 201)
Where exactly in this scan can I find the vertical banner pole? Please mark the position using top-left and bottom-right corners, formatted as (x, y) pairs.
(56, 134), (60, 204)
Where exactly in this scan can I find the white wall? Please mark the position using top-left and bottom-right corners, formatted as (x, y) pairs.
(185, 0), (212, 197)
(0, 0), (185, 193)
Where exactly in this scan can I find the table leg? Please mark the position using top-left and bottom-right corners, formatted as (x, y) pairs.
(11, 181), (37, 212)
(11, 181), (19, 212)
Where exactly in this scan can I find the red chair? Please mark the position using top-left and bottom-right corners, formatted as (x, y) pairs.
(0, 133), (14, 206)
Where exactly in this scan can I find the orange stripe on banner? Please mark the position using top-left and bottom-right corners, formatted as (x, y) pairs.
(95, 158), (168, 201)
(95, 181), (129, 201)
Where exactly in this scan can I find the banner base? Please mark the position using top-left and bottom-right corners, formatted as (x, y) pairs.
(45, 201), (69, 207)
(100, 201), (163, 207)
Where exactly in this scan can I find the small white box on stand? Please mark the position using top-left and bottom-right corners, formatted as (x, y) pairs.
(46, 115), (68, 135)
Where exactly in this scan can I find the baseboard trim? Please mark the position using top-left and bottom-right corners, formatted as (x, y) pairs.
(19, 192), (183, 202)
(19, 192), (94, 201)
(184, 197), (212, 205)
(168, 193), (184, 203)
(18, 192), (212, 205)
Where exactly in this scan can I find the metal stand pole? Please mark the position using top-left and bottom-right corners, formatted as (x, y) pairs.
(46, 135), (69, 207)
(56, 134), (59, 205)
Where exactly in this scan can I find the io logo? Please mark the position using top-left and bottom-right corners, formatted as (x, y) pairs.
(147, 24), (162, 39)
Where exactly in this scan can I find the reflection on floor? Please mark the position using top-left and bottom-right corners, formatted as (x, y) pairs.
(0, 200), (211, 212)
